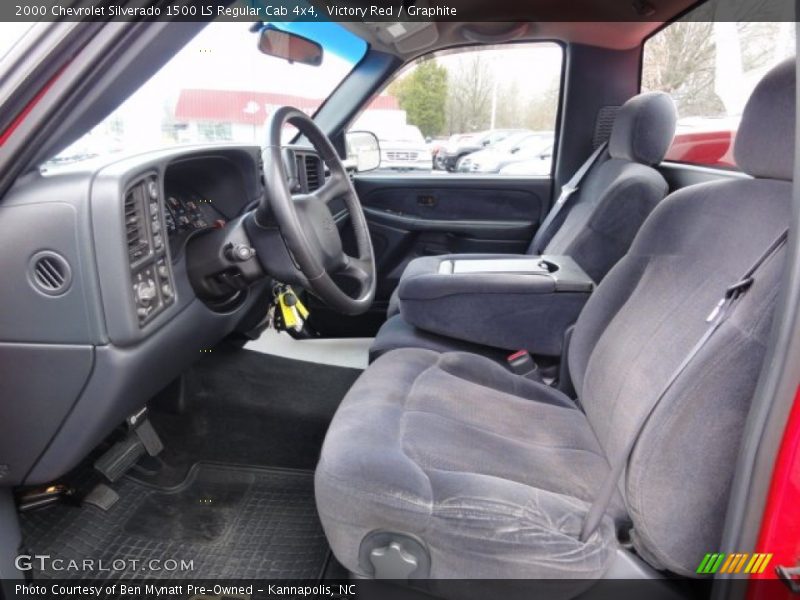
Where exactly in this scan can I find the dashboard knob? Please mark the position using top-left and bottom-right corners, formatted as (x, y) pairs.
(226, 243), (256, 262)
(135, 279), (157, 306)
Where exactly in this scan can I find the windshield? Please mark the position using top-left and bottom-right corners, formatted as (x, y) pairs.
(46, 21), (366, 166)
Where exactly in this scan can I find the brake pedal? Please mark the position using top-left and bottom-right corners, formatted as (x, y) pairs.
(82, 483), (119, 511)
(94, 410), (163, 482)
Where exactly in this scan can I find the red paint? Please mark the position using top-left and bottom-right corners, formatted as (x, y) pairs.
(747, 386), (800, 598)
(665, 129), (736, 168)
(174, 88), (398, 126)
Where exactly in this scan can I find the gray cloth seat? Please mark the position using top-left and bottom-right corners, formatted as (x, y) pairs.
(371, 305), (513, 365)
(383, 91), (677, 324)
(316, 58), (795, 580)
(316, 349), (624, 579)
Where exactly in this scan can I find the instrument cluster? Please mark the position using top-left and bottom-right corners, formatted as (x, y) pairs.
(163, 187), (224, 253)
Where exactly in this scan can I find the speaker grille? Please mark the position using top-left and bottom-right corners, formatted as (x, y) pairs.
(30, 252), (71, 295)
(593, 105), (620, 149)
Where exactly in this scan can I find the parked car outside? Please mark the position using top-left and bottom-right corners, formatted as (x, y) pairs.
(457, 131), (556, 173)
(373, 124), (433, 171)
(497, 137), (555, 176)
(427, 136), (449, 170)
(664, 116), (739, 168)
(457, 131), (534, 173)
(439, 128), (528, 171)
(434, 133), (475, 170)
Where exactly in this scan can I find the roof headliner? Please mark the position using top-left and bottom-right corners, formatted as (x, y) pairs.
(330, 0), (702, 57)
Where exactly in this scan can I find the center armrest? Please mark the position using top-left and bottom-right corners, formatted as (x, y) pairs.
(395, 254), (595, 356)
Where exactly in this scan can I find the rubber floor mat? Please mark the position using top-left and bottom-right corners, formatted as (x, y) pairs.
(20, 464), (330, 580)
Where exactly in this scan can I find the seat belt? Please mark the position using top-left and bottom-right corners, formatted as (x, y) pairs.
(579, 229), (790, 543)
(530, 142), (608, 254)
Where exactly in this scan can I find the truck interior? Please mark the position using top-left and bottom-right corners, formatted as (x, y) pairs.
(0, 1), (799, 597)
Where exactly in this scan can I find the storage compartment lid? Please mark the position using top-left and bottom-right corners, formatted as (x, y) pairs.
(438, 255), (594, 293)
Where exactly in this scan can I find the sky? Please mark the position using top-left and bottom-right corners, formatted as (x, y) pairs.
(396, 43), (564, 99)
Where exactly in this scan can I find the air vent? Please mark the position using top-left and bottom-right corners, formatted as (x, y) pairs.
(30, 251), (71, 296)
(124, 184), (150, 263)
(304, 155), (322, 191)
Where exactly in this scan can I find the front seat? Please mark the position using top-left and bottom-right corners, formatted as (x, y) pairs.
(315, 59), (794, 580)
(384, 90), (677, 319)
(375, 91), (677, 360)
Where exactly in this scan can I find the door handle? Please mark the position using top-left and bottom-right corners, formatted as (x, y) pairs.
(417, 194), (437, 207)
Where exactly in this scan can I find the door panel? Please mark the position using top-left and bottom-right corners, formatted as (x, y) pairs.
(360, 180), (543, 221)
(354, 174), (549, 304)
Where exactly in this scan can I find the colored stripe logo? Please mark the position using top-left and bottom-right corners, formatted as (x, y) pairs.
(696, 553), (773, 574)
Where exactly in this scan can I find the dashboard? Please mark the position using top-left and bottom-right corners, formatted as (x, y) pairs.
(164, 188), (218, 248)
(0, 144), (325, 488)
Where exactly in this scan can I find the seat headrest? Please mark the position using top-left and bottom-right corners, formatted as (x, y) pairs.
(608, 92), (677, 166)
(734, 57), (796, 180)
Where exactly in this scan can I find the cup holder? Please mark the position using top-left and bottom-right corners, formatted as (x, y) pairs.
(538, 260), (559, 273)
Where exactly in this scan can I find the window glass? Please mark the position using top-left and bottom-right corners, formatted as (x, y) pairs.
(0, 22), (34, 61)
(643, 18), (794, 169)
(350, 43), (563, 176)
(45, 21), (366, 166)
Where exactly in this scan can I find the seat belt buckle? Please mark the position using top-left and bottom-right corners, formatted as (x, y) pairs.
(708, 276), (756, 323)
(556, 185), (577, 205)
(725, 277), (754, 299)
(507, 350), (539, 379)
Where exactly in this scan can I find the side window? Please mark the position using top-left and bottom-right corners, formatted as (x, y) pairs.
(0, 23), (34, 61)
(642, 19), (795, 169)
(349, 43), (563, 176)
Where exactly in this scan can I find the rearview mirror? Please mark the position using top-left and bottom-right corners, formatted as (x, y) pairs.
(258, 26), (323, 66)
(345, 131), (381, 173)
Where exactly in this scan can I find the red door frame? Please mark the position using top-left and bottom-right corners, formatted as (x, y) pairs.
(749, 386), (800, 597)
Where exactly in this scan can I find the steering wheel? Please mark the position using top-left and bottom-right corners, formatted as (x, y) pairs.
(253, 106), (376, 316)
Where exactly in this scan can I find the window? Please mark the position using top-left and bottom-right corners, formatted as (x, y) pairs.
(45, 21), (367, 166)
(350, 43), (563, 176)
(0, 22), (34, 61)
(643, 12), (794, 169)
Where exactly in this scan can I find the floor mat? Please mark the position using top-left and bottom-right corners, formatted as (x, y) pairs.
(21, 463), (330, 580)
(146, 349), (361, 486)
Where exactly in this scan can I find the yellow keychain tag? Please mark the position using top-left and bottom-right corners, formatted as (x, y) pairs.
(277, 292), (298, 329)
(291, 289), (310, 319)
